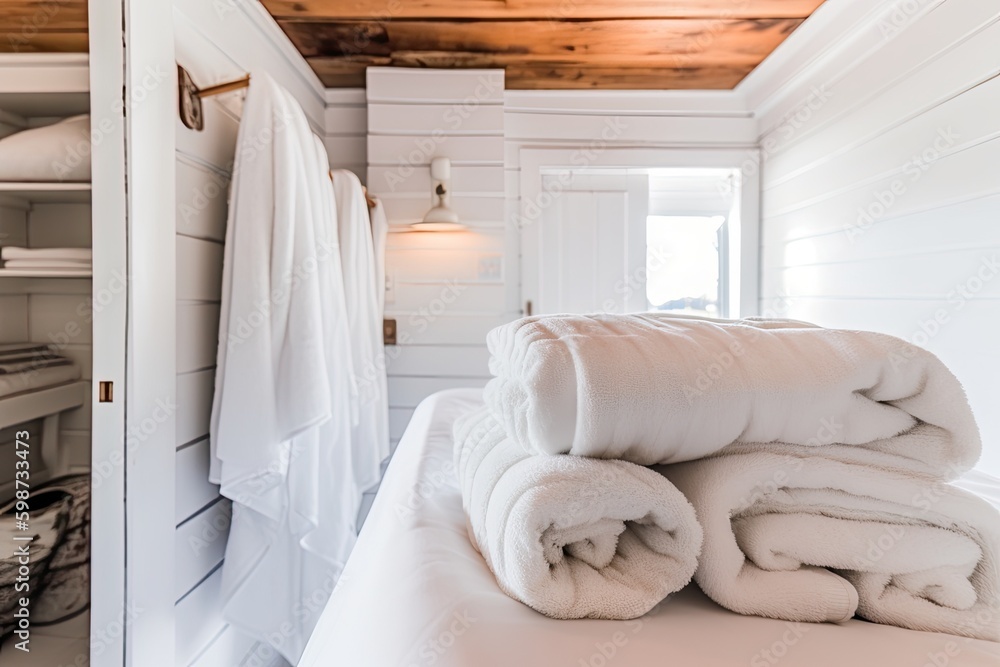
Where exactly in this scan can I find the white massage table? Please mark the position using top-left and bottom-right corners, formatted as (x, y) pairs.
(299, 389), (1000, 666)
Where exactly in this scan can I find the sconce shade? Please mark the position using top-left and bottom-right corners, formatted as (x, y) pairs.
(413, 157), (465, 231)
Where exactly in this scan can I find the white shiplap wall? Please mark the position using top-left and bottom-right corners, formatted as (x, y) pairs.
(172, 57), (239, 667)
(366, 68), (509, 458)
(758, 0), (1000, 474)
(325, 88), (367, 182)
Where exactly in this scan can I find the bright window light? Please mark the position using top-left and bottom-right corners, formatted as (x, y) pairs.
(646, 215), (725, 316)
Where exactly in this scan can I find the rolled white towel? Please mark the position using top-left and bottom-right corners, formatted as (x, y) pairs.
(485, 314), (980, 479)
(662, 452), (1000, 641)
(454, 407), (702, 620)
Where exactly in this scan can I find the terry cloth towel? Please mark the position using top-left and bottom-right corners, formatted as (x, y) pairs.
(484, 314), (981, 479)
(332, 169), (390, 495)
(661, 452), (1000, 641)
(454, 406), (702, 620)
(0, 115), (91, 182)
(2, 260), (91, 271)
(209, 72), (358, 663)
(1, 247), (92, 261)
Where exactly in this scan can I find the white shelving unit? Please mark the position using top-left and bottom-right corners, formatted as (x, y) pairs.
(0, 268), (92, 278)
(0, 52), (100, 665)
(0, 53), (94, 480)
(0, 181), (92, 203)
(0, 380), (87, 429)
(0, 380), (88, 496)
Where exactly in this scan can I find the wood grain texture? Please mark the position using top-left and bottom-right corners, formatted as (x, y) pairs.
(0, 0), (88, 53)
(263, 0), (825, 20)
(501, 63), (757, 89)
(267, 1), (821, 89)
(311, 56), (755, 89)
(280, 18), (800, 66)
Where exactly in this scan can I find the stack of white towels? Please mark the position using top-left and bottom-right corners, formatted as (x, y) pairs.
(455, 313), (1000, 641)
(0, 247), (92, 272)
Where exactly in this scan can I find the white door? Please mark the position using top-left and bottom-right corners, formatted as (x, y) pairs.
(522, 171), (649, 316)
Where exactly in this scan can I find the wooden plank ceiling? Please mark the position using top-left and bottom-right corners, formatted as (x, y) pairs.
(264, 0), (826, 89)
(0, 1), (89, 52)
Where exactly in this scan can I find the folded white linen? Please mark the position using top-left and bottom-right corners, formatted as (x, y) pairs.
(454, 406), (702, 620)
(2, 260), (91, 270)
(661, 452), (1000, 641)
(485, 314), (980, 478)
(0, 115), (91, 182)
(1, 247), (92, 261)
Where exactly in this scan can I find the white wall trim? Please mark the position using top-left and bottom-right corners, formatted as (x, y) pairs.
(324, 88), (367, 106)
(739, 0), (944, 133)
(237, 0), (326, 98)
(173, 0), (327, 130)
(504, 90), (752, 117)
(0, 53), (89, 93)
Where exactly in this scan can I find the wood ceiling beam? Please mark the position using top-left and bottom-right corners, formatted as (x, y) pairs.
(278, 18), (801, 67)
(0, 2), (89, 31)
(306, 55), (756, 89)
(500, 63), (756, 89)
(263, 0), (824, 20)
(0, 33), (89, 54)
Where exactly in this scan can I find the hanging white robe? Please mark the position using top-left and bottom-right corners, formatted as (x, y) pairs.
(209, 73), (358, 664)
(331, 170), (390, 494)
(369, 199), (389, 316)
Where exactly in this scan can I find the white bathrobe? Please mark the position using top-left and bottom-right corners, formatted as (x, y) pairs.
(369, 199), (389, 316)
(209, 73), (358, 663)
(332, 170), (390, 494)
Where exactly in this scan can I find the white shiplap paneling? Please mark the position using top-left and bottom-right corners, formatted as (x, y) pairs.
(324, 88), (366, 182)
(367, 68), (512, 452)
(759, 0), (1000, 474)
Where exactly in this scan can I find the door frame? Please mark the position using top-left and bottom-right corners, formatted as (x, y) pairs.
(88, 1), (128, 665)
(518, 147), (760, 318)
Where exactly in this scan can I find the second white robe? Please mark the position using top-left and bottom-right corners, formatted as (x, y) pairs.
(332, 170), (390, 494)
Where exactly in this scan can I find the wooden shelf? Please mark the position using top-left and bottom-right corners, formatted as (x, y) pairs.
(0, 268), (92, 278)
(0, 380), (87, 430)
(0, 182), (92, 204)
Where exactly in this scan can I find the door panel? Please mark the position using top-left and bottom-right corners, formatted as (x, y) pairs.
(526, 171), (649, 316)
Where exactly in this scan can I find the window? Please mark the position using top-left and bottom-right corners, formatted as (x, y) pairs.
(646, 215), (726, 317)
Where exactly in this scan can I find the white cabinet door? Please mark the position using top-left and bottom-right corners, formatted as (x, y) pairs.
(522, 171), (649, 316)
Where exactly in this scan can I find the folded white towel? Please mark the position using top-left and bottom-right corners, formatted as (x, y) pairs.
(2, 260), (91, 271)
(485, 314), (980, 478)
(454, 407), (702, 620)
(0, 115), (91, 182)
(662, 452), (1000, 641)
(1, 247), (92, 261)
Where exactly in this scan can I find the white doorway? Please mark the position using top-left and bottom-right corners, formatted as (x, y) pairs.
(519, 148), (758, 319)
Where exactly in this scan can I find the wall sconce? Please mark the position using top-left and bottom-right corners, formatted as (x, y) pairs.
(411, 157), (465, 231)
